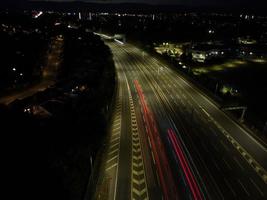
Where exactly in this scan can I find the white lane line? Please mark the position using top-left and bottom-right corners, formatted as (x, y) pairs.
(224, 178), (236, 197)
(220, 140), (230, 152)
(106, 163), (118, 171)
(200, 141), (209, 153)
(180, 99), (185, 106)
(112, 132), (120, 137)
(107, 155), (119, 163)
(147, 136), (152, 149)
(113, 126), (120, 131)
(209, 127), (218, 137)
(108, 148), (119, 155)
(211, 142), (219, 152)
(174, 68), (267, 153)
(109, 142), (120, 149)
(201, 105), (267, 182)
(194, 109), (200, 115)
(110, 137), (120, 142)
(114, 118), (121, 123)
(212, 159), (221, 172)
(249, 178), (264, 196)
(222, 158), (232, 171)
(233, 157), (245, 171)
(237, 179), (250, 196)
(201, 107), (210, 117)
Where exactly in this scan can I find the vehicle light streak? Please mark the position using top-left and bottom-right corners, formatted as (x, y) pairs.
(168, 128), (203, 200)
(134, 80), (179, 200)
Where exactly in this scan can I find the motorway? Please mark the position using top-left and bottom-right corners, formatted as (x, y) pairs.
(94, 37), (267, 200)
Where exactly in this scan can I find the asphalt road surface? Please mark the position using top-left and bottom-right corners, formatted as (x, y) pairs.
(94, 37), (267, 200)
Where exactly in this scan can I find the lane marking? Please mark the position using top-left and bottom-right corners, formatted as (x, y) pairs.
(201, 106), (267, 184)
(107, 155), (119, 163)
(175, 67), (267, 152)
(233, 157), (245, 171)
(127, 82), (149, 200)
(220, 140), (230, 152)
(237, 179), (250, 196)
(108, 148), (119, 156)
(224, 178), (236, 197)
(110, 137), (120, 142)
(249, 178), (264, 196)
(109, 142), (119, 149)
(106, 163), (118, 171)
(222, 158), (232, 171)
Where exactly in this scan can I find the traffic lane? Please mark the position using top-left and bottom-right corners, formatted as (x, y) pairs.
(135, 65), (224, 199)
(140, 53), (267, 195)
(125, 56), (203, 199)
(122, 55), (175, 199)
(127, 71), (163, 200)
(107, 41), (178, 199)
(141, 75), (215, 200)
(152, 79), (263, 199)
(112, 57), (133, 200)
(109, 51), (134, 199)
(130, 44), (267, 163)
(134, 73), (185, 200)
(165, 72), (267, 183)
(124, 46), (266, 197)
(94, 61), (123, 200)
(150, 65), (267, 197)
(133, 50), (266, 179)
(117, 54), (162, 200)
(112, 48), (161, 200)
(162, 64), (267, 169)
(124, 46), (219, 198)
(114, 43), (266, 198)
(121, 54), (182, 198)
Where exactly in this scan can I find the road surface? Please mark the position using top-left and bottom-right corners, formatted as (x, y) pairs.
(94, 37), (267, 199)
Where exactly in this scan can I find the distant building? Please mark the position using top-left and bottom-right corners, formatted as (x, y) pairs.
(237, 45), (267, 59)
(190, 43), (228, 63)
(238, 37), (257, 45)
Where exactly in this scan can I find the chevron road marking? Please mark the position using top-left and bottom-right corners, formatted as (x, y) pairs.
(128, 94), (149, 200)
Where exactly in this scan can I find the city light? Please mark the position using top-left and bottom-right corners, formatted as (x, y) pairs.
(1, 4), (266, 200)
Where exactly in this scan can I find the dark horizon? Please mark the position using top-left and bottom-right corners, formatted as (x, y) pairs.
(1, 3), (266, 200)
(0, 0), (266, 15)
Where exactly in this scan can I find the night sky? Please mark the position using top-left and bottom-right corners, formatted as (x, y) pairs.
(29, 0), (255, 6)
